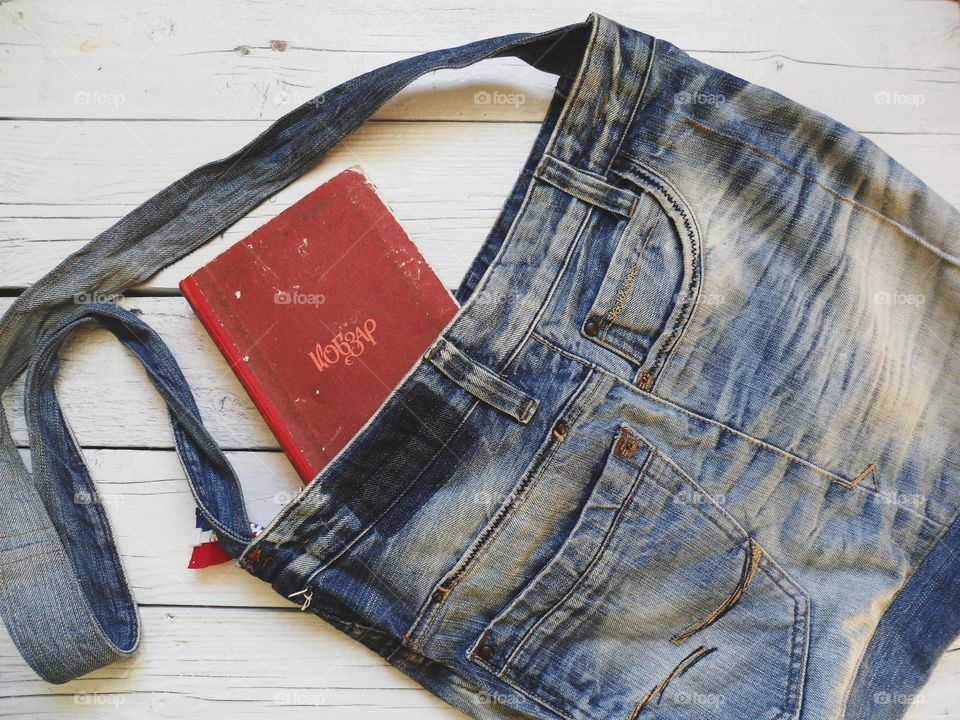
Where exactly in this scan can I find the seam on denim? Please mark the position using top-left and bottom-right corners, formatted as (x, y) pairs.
(604, 36), (657, 174)
(605, 159), (704, 388)
(297, 396), (482, 593)
(541, 14), (601, 165)
(0, 525), (54, 541)
(632, 387), (942, 527)
(671, 537), (764, 645)
(0, 550), (57, 569)
(44, 407), (143, 658)
(530, 329), (944, 529)
(838, 501), (960, 716)
(501, 205), (595, 375)
(845, 463), (877, 489)
(672, 116), (960, 268)
(405, 369), (601, 649)
(27, 350), (143, 650)
(599, 227), (651, 342)
(240, 355), (443, 560)
(627, 645), (715, 719)
(785, 585), (810, 720)
(499, 444), (657, 675)
(469, 654), (580, 720)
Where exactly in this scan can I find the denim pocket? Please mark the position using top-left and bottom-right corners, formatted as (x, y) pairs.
(468, 426), (809, 720)
(582, 190), (686, 372)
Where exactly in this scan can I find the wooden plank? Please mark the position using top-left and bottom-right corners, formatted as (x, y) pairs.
(0, 604), (956, 717)
(0, 121), (541, 292)
(1, 122), (957, 292)
(0, 1), (956, 132)
(0, 606), (469, 719)
(1, 297), (285, 449)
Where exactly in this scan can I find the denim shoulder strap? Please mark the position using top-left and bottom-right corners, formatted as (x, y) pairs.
(0, 16), (593, 683)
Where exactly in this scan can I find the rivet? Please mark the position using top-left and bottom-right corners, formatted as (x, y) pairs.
(584, 318), (600, 337)
(615, 430), (640, 459)
(478, 642), (495, 661)
(637, 372), (654, 390)
(242, 546), (262, 567)
(553, 419), (569, 441)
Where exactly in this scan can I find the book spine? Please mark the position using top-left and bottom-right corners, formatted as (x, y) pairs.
(179, 276), (315, 483)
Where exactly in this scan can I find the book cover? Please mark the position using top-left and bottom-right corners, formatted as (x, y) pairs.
(180, 167), (459, 563)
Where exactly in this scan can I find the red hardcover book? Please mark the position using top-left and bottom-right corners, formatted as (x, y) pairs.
(180, 168), (458, 562)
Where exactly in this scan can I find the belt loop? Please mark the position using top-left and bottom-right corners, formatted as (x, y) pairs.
(425, 337), (539, 424)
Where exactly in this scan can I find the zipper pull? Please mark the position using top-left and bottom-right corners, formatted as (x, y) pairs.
(287, 586), (314, 611)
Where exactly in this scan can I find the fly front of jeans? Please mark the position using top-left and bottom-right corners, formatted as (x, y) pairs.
(237, 14), (959, 720)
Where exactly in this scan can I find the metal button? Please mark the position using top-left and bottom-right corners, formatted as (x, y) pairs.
(584, 318), (600, 337)
(637, 372), (654, 390)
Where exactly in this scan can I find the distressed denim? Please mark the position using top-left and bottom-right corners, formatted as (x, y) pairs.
(2, 12), (958, 720)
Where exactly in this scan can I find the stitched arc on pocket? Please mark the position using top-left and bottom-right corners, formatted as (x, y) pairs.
(582, 180), (692, 386)
(468, 425), (810, 720)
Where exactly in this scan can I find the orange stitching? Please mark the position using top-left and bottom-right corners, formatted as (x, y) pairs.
(847, 463), (877, 489)
(627, 645), (715, 718)
(672, 537), (763, 645)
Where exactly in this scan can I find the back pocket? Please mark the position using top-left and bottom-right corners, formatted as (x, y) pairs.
(468, 425), (809, 720)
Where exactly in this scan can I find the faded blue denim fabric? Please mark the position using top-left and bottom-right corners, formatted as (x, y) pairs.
(2, 13), (959, 720)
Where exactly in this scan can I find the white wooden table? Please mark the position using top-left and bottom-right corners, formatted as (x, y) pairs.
(1, 1), (958, 717)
